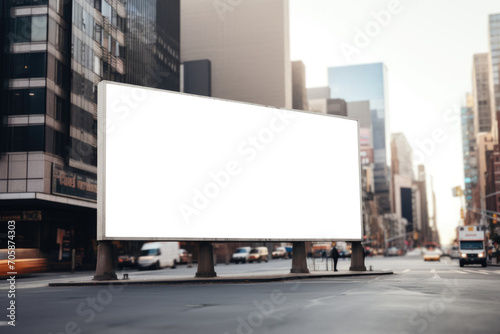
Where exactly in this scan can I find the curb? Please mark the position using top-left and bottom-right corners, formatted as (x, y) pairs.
(48, 270), (393, 287)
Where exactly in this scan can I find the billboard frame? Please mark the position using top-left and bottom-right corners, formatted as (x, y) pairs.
(97, 81), (363, 242)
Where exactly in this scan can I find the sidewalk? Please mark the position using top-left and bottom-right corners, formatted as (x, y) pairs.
(48, 269), (393, 287)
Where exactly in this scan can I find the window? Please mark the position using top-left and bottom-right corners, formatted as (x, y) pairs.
(10, 0), (48, 6)
(10, 16), (47, 43)
(94, 25), (102, 44)
(7, 89), (46, 115)
(45, 127), (66, 157)
(10, 52), (46, 78)
(101, 0), (112, 20)
(31, 15), (47, 41)
(5, 126), (44, 152)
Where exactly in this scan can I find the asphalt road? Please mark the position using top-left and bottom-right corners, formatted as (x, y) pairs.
(1, 256), (499, 334)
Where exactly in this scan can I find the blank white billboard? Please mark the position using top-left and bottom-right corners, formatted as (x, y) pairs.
(98, 82), (362, 241)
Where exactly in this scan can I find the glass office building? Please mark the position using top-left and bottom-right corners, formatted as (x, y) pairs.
(328, 63), (391, 213)
(0, 0), (180, 268)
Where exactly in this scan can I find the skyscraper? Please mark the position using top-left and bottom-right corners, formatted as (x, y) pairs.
(181, 0), (292, 109)
(488, 13), (500, 216)
(460, 96), (478, 215)
(328, 63), (391, 213)
(489, 14), (500, 138)
(292, 61), (308, 111)
(0, 0), (180, 268)
(472, 53), (493, 134)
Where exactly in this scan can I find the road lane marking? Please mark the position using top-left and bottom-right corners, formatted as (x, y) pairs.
(402, 269), (411, 273)
(452, 270), (469, 274)
(430, 269), (436, 273)
(478, 270), (491, 275)
(463, 269), (489, 275)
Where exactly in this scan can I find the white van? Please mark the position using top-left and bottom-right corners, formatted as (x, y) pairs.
(137, 242), (179, 270)
(231, 247), (251, 264)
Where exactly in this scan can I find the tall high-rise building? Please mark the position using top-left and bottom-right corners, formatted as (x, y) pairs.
(472, 53), (493, 134)
(0, 0), (180, 268)
(460, 95), (478, 215)
(292, 61), (308, 111)
(391, 133), (415, 240)
(181, 0), (291, 109)
(488, 13), (500, 216)
(416, 165), (431, 245)
(328, 63), (391, 213)
(489, 14), (500, 138)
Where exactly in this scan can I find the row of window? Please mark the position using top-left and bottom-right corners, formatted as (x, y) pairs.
(2, 125), (68, 158)
(48, 18), (68, 54)
(5, 88), (46, 115)
(69, 138), (97, 166)
(73, 36), (94, 71)
(9, 52), (46, 78)
(72, 72), (95, 102)
(73, 2), (95, 38)
(9, 15), (47, 43)
(2, 125), (44, 152)
(71, 105), (97, 136)
(9, 0), (48, 6)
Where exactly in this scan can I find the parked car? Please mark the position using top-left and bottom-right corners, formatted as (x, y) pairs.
(248, 247), (269, 263)
(137, 242), (179, 270)
(231, 247), (251, 264)
(117, 254), (136, 270)
(450, 246), (459, 259)
(0, 248), (47, 278)
(272, 247), (287, 259)
(179, 249), (190, 263)
(386, 247), (399, 257)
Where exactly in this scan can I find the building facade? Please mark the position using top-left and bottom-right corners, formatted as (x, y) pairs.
(0, 0), (180, 268)
(292, 60), (307, 111)
(181, 0), (292, 109)
(328, 63), (391, 213)
(472, 53), (493, 134)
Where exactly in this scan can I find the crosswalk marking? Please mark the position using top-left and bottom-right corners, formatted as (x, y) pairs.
(402, 269), (411, 273)
(430, 269), (436, 273)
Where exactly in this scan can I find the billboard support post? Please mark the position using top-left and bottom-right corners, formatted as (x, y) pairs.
(349, 241), (366, 271)
(195, 242), (217, 278)
(290, 242), (309, 273)
(93, 241), (117, 281)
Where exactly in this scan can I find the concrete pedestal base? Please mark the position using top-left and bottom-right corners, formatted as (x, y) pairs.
(290, 241), (310, 273)
(349, 241), (366, 271)
(195, 242), (217, 278)
(93, 241), (117, 281)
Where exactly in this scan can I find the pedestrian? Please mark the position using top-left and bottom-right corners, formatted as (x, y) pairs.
(321, 249), (326, 261)
(331, 246), (339, 272)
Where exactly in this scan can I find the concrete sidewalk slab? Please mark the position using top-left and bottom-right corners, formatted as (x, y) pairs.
(48, 270), (393, 287)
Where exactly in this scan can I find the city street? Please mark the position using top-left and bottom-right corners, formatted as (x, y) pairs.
(1, 255), (499, 333)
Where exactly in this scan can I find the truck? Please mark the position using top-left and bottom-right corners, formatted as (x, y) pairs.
(137, 242), (179, 270)
(458, 225), (487, 267)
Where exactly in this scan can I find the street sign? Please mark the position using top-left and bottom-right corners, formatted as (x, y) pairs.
(97, 82), (363, 241)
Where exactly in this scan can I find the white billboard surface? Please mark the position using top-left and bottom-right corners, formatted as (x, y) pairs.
(98, 82), (362, 241)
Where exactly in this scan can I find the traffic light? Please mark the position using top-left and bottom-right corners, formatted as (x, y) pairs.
(460, 207), (464, 219)
(494, 213), (498, 224)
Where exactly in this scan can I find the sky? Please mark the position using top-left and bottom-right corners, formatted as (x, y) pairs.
(289, 0), (500, 245)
